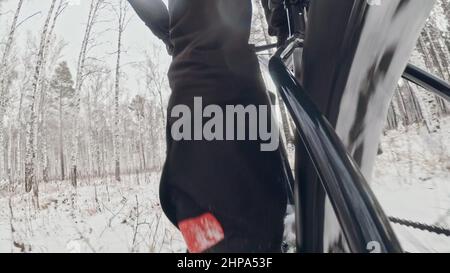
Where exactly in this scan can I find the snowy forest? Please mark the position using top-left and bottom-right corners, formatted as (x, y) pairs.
(0, 0), (448, 253)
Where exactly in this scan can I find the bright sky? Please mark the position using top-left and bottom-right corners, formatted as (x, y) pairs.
(0, 0), (172, 98)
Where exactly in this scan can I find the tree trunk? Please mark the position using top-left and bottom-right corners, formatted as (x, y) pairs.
(0, 0), (24, 183)
(70, 0), (103, 187)
(59, 86), (65, 180)
(24, 0), (58, 195)
(113, 0), (127, 182)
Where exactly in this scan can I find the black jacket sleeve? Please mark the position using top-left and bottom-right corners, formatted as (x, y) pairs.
(128, 0), (170, 44)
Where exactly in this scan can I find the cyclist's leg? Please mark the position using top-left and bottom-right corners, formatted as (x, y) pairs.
(160, 0), (287, 253)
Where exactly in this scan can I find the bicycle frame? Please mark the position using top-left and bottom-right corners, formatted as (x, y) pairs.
(270, 38), (402, 253)
(265, 0), (444, 253)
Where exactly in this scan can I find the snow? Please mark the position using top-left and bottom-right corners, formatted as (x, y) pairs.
(0, 118), (449, 253)
(280, 118), (450, 253)
(283, 205), (296, 252)
(372, 117), (450, 253)
(431, 2), (448, 33)
(0, 172), (185, 253)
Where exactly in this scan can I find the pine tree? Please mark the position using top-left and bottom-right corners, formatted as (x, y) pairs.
(50, 61), (74, 181)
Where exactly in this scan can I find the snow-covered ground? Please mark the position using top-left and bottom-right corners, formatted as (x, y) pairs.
(373, 117), (450, 253)
(0, 118), (448, 253)
(0, 173), (185, 253)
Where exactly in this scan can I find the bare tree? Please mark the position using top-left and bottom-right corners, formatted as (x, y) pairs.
(0, 0), (24, 183)
(70, 0), (105, 187)
(110, 0), (132, 182)
(143, 49), (168, 127)
(24, 0), (65, 201)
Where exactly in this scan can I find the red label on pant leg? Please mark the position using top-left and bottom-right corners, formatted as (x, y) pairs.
(178, 213), (225, 253)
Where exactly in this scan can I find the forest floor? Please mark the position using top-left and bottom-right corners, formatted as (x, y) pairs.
(0, 118), (449, 253)
(0, 172), (185, 253)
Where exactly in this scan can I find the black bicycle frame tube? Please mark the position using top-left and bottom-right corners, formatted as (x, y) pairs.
(269, 41), (403, 253)
(403, 63), (450, 102)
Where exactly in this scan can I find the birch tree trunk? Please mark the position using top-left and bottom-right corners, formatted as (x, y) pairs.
(24, 0), (58, 199)
(70, 0), (104, 187)
(0, 0), (24, 183)
(113, 0), (128, 182)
